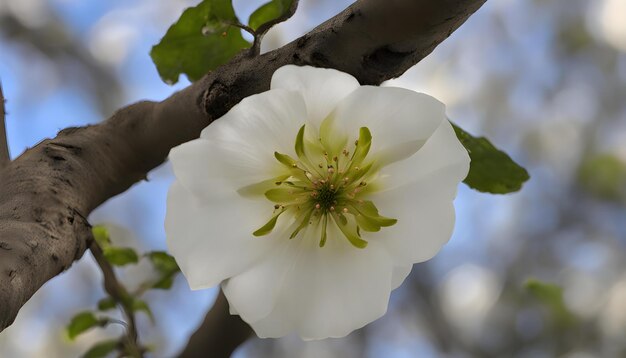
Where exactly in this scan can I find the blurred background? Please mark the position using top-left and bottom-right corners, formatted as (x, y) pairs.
(1, 0), (626, 356)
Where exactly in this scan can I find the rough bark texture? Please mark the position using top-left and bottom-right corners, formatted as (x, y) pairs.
(0, 0), (486, 348)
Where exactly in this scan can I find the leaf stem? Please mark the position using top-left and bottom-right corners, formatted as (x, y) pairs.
(89, 241), (143, 358)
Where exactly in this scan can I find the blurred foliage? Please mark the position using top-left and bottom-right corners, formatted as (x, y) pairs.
(578, 154), (626, 201)
(66, 226), (180, 357)
(525, 279), (576, 328)
(82, 340), (119, 358)
(0, 11), (123, 115)
(67, 312), (108, 341)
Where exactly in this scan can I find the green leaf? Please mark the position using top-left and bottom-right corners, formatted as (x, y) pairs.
(96, 297), (116, 311)
(92, 226), (111, 248)
(103, 247), (139, 266)
(152, 275), (175, 290)
(144, 252), (180, 290)
(150, 0), (250, 84)
(452, 122), (529, 194)
(525, 279), (575, 326)
(131, 299), (155, 324)
(249, 0), (297, 32)
(578, 154), (626, 201)
(67, 312), (107, 340)
(82, 339), (119, 358)
(146, 251), (180, 274)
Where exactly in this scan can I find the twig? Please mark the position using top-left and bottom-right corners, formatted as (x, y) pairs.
(0, 82), (10, 168)
(89, 241), (143, 357)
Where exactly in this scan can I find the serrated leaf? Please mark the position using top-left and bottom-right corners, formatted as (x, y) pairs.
(249, 0), (297, 32)
(96, 297), (116, 311)
(150, 0), (250, 84)
(67, 312), (106, 340)
(92, 226), (111, 248)
(103, 247), (139, 266)
(82, 339), (119, 358)
(146, 251), (179, 275)
(452, 122), (529, 194)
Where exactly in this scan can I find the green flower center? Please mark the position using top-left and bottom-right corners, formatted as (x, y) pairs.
(247, 122), (397, 249)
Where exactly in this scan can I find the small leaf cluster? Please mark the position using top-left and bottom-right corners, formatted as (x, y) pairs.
(151, 0), (297, 84)
(66, 226), (180, 357)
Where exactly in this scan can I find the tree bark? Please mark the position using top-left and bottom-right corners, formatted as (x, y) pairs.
(0, 0), (486, 338)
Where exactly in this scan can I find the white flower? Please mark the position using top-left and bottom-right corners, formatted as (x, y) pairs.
(165, 65), (470, 340)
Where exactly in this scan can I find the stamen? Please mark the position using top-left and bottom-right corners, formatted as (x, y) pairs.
(258, 125), (395, 249)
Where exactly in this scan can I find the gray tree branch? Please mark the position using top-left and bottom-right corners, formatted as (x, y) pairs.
(0, 82), (8, 168)
(0, 0), (486, 345)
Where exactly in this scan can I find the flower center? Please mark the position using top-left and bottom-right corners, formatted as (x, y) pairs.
(248, 123), (397, 249)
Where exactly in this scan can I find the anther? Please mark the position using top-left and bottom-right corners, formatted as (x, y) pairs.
(342, 208), (349, 213)
(330, 206), (335, 211)
(328, 168), (335, 174)
(274, 204), (280, 209)
(315, 203), (321, 209)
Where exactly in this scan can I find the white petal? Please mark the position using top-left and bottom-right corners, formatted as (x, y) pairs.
(391, 264), (413, 290)
(270, 65), (360, 128)
(330, 86), (445, 164)
(376, 119), (470, 192)
(365, 120), (470, 264)
(224, 223), (394, 340)
(165, 182), (279, 289)
(169, 88), (307, 198)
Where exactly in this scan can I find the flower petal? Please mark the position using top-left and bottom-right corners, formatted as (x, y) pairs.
(169, 88), (307, 199)
(330, 86), (445, 165)
(223, 223), (394, 340)
(270, 65), (360, 128)
(391, 264), (413, 290)
(165, 182), (279, 289)
(365, 120), (469, 264)
(376, 119), (470, 192)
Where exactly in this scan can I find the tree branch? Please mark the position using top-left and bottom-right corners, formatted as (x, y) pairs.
(0, 82), (9, 168)
(0, 0), (486, 335)
(177, 290), (251, 358)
